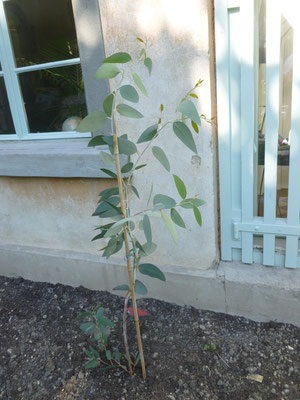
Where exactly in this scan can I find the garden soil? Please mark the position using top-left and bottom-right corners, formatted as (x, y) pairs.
(0, 275), (299, 400)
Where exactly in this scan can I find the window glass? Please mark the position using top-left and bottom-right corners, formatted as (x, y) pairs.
(4, 0), (79, 68)
(18, 64), (87, 133)
(0, 77), (16, 134)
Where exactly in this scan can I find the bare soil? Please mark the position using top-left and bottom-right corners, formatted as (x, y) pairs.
(0, 275), (299, 400)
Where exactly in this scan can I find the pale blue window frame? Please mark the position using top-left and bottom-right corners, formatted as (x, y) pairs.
(0, 0), (91, 141)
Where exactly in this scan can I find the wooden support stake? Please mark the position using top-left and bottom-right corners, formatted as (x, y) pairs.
(113, 134), (146, 380)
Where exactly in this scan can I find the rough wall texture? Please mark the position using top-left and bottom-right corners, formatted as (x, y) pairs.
(0, 0), (218, 270)
(0, 177), (115, 253)
(98, 0), (218, 269)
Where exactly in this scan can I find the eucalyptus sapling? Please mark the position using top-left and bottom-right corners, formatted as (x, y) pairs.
(76, 38), (207, 380)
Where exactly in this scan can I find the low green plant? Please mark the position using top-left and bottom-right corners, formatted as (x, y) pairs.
(76, 37), (208, 379)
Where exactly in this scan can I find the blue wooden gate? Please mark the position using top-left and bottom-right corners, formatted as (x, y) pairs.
(215, 0), (300, 268)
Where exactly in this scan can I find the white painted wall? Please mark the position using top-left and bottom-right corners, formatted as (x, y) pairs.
(0, 0), (218, 270)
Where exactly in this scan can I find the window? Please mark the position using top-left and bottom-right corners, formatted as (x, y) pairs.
(0, 0), (90, 140)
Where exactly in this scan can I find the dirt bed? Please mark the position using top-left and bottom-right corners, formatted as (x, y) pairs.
(0, 275), (299, 400)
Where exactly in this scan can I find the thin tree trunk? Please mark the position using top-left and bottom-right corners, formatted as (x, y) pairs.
(113, 134), (146, 380)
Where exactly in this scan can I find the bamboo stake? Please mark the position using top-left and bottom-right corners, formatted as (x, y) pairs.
(113, 134), (146, 380)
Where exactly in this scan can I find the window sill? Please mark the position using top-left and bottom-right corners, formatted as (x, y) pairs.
(0, 138), (121, 178)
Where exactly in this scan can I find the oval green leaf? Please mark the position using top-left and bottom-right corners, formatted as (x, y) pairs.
(100, 151), (115, 167)
(132, 72), (148, 97)
(88, 135), (106, 147)
(103, 93), (114, 117)
(193, 205), (202, 226)
(161, 210), (178, 243)
(139, 263), (166, 281)
(77, 111), (107, 132)
(85, 360), (100, 369)
(144, 57), (152, 75)
(135, 279), (148, 295)
(153, 194), (176, 209)
(180, 198), (205, 209)
(173, 121), (197, 154)
(137, 124), (158, 144)
(173, 174), (187, 199)
(177, 100), (201, 125)
(103, 52), (132, 64)
(152, 146), (170, 172)
(171, 208), (186, 228)
(130, 185), (140, 198)
(143, 214), (152, 246)
(118, 137), (138, 155)
(191, 120), (199, 133)
(121, 162), (133, 173)
(94, 63), (120, 79)
(113, 284), (130, 291)
(100, 169), (117, 179)
(116, 104), (143, 119)
(120, 85), (139, 103)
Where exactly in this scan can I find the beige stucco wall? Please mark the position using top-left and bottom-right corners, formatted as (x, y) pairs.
(0, 0), (218, 270)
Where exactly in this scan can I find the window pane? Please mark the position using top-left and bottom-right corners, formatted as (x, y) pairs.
(4, 0), (79, 68)
(18, 64), (87, 133)
(0, 77), (15, 134)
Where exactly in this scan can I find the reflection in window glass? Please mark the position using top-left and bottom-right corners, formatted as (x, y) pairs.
(18, 65), (87, 133)
(256, 0), (293, 218)
(0, 77), (15, 134)
(4, 0), (79, 67)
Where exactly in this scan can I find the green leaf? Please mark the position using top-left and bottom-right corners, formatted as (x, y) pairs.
(177, 100), (201, 125)
(91, 232), (105, 241)
(152, 146), (170, 172)
(132, 72), (148, 97)
(173, 175), (187, 199)
(130, 185), (140, 198)
(106, 217), (134, 232)
(140, 242), (157, 256)
(121, 162), (133, 173)
(100, 151), (115, 167)
(161, 210), (178, 243)
(117, 104), (143, 119)
(80, 322), (95, 333)
(135, 279), (148, 295)
(160, 104), (164, 112)
(103, 52), (131, 64)
(147, 182), (154, 207)
(140, 48), (146, 58)
(139, 263), (166, 281)
(193, 205), (202, 226)
(118, 137), (138, 155)
(94, 63), (120, 79)
(113, 284), (130, 291)
(100, 168), (117, 179)
(135, 164), (147, 170)
(120, 85), (139, 103)
(143, 214), (152, 246)
(191, 120), (199, 133)
(189, 93), (198, 99)
(104, 223), (123, 238)
(114, 348), (120, 362)
(103, 93), (114, 117)
(173, 121), (197, 153)
(170, 208), (186, 228)
(88, 135), (106, 147)
(137, 124), (158, 143)
(99, 187), (119, 200)
(180, 198), (205, 208)
(136, 37), (144, 43)
(93, 197), (121, 217)
(153, 194), (176, 209)
(85, 360), (100, 368)
(144, 57), (152, 75)
(89, 345), (100, 358)
(77, 111), (107, 132)
(75, 311), (93, 320)
(106, 350), (112, 361)
(135, 353), (141, 366)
